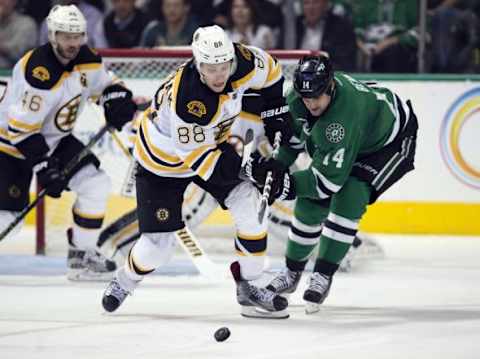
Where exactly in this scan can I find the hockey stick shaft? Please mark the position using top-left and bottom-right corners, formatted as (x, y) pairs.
(0, 124), (111, 242)
(258, 132), (282, 223)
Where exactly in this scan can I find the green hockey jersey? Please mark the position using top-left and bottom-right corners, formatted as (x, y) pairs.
(277, 72), (406, 200)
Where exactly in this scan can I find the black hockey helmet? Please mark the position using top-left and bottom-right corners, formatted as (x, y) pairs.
(293, 54), (334, 98)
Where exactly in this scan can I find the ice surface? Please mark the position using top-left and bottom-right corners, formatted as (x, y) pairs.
(1, 235), (480, 359)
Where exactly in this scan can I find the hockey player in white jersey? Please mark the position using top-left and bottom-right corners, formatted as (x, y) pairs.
(0, 5), (137, 280)
(101, 25), (293, 318)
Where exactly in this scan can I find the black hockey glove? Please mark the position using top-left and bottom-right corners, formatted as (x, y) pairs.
(35, 157), (67, 198)
(267, 171), (296, 205)
(262, 98), (293, 146)
(100, 84), (137, 131)
(243, 151), (284, 185)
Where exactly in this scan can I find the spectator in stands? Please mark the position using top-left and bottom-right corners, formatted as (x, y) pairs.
(214, 0), (283, 47)
(288, 0), (357, 71)
(96, 0), (150, 48)
(0, 0), (37, 69)
(18, 0), (52, 25)
(140, 0), (198, 47)
(38, 0), (104, 48)
(225, 0), (275, 49)
(349, 0), (418, 73)
(429, 0), (479, 72)
(142, 0), (215, 26)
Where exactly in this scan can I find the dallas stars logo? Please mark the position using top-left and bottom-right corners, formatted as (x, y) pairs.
(325, 123), (345, 143)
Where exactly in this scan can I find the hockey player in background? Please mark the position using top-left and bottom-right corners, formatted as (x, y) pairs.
(101, 25), (292, 318)
(245, 54), (418, 314)
(0, 5), (137, 280)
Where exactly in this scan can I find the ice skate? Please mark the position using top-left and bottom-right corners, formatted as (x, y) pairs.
(303, 272), (332, 314)
(67, 229), (117, 281)
(266, 268), (301, 299)
(102, 268), (139, 312)
(230, 262), (289, 319)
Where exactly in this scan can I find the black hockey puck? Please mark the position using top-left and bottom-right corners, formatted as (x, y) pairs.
(214, 327), (230, 342)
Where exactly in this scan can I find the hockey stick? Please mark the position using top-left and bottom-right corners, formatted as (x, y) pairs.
(0, 124), (111, 242)
(258, 132), (282, 224)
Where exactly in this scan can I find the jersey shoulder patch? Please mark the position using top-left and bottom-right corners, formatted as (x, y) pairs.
(22, 44), (66, 90)
(173, 62), (225, 126)
(230, 43), (256, 88)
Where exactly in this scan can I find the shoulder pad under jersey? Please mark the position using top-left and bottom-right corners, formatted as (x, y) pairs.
(230, 43), (256, 89)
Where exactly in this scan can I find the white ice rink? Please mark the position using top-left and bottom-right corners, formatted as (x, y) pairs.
(1, 235), (480, 359)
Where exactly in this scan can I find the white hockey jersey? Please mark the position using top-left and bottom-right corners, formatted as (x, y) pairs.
(133, 43), (283, 180)
(0, 43), (116, 159)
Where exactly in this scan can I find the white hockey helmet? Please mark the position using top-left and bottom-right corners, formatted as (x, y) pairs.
(47, 5), (87, 45)
(191, 25), (235, 66)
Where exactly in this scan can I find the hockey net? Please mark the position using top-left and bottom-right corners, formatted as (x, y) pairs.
(33, 48), (318, 256)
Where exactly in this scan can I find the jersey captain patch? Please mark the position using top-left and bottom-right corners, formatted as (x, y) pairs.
(187, 100), (207, 118)
(32, 66), (50, 82)
(325, 123), (345, 143)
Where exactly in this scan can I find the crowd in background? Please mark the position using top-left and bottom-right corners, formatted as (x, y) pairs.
(0, 0), (479, 73)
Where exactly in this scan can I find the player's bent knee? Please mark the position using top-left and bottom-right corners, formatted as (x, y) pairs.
(69, 165), (111, 203)
(130, 232), (177, 270)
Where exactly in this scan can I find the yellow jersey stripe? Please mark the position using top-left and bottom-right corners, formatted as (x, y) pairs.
(9, 118), (42, 132)
(208, 94), (230, 125)
(232, 69), (256, 89)
(184, 144), (216, 168)
(171, 66), (185, 112)
(197, 149), (222, 179)
(140, 115), (184, 164)
(135, 136), (190, 173)
(239, 111), (261, 123)
(0, 143), (23, 158)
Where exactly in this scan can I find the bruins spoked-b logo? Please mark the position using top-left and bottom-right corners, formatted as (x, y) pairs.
(187, 100), (207, 118)
(156, 208), (170, 222)
(325, 123), (345, 143)
(55, 95), (81, 132)
(32, 66), (50, 82)
(8, 185), (21, 199)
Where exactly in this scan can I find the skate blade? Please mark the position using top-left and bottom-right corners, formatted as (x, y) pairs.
(304, 301), (320, 315)
(241, 306), (289, 319)
(67, 269), (115, 282)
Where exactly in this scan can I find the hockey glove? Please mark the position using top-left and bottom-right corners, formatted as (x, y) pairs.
(100, 84), (137, 131)
(35, 157), (67, 198)
(262, 98), (293, 146)
(268, 171), (296, 205)
(243, 151), (284, 185)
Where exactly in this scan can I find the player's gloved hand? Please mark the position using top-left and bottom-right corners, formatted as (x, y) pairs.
(243, 151), (284, 185)
(100, 84), (137, 131)
(262, 99), (293, 146)
(267, 171), (296, 205)
(35, 157), (67, 198)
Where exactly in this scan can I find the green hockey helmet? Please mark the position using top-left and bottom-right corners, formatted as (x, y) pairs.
(293, 55), (334, 98)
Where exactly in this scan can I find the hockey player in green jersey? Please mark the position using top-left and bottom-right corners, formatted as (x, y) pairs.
(245, 54), (418, 313)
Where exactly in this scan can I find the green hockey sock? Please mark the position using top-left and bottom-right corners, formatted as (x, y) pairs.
(317, 236), (350, 264)
(286, 240), (317, 263)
